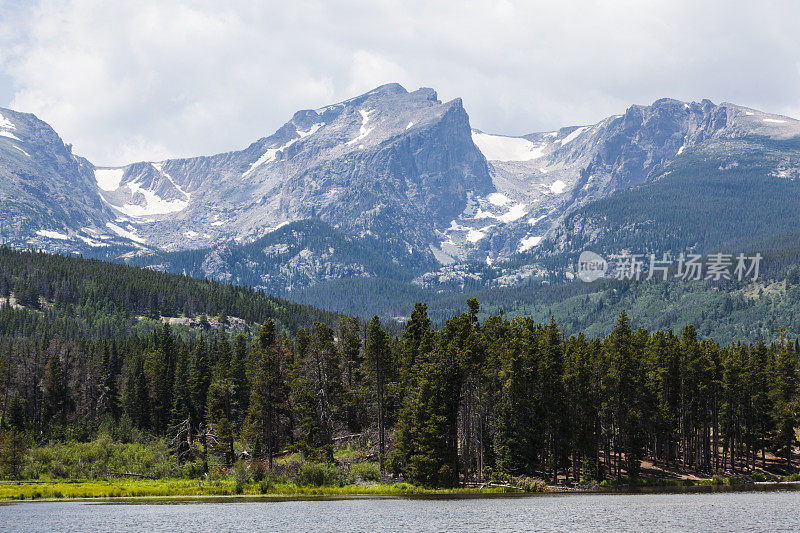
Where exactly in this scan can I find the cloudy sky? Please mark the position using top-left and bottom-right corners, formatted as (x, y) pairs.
(1, 0), (799, 166)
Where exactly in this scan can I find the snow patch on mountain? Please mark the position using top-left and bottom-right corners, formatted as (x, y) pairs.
(498, 203), (528, 223)
(14, 146), (31, 157)
(106, 222), (146, 244)
(0, 113), (14, 130)
(94, 168), (125, 191)
(549, 180), (567, 194)
(519, 235), (543, 251)
(77, 234), (109, 247)
(113, 180), (189, 217)
(466, 228), (487, 242)
(558, 126), (588, 145)
(471, 131), (545, 161)
(347, 109), (374, 146)
(0, 131), (21, 141)
(243, 123), (323, 177)
(487, 192), (512, 206)
(152, 162), (190, 199)
(36, 229), (70, 240)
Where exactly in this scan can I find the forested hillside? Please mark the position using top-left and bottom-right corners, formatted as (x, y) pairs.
(0, 247), (338, 340)
(1, 250), (798, 488)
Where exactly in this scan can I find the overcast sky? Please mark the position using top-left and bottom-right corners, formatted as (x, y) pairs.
(1, 0), (799, 166)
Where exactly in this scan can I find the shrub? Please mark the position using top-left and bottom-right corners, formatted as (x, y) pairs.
(511, 475), (548, 493)
(711, 468), (726, 485)
(295, 462), (341, 487)
(303, 445), (334, 464)
(233, 460), (250, 494)
(47, 461), (69, 479)
(181, 461), (206, 479)
(257, 477), (275, 494)
(348, 462), (381, 483)
(251, 460), (266, 483)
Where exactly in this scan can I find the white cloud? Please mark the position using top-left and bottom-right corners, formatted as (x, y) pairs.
(1, 0), (799, 165)
(347, 50), (408, 96)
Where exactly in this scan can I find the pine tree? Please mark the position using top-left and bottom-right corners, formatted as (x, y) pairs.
(245, 319), (289, 468)
(207, 375), (236, 464)
(400, 303), (432, 392)
(231, 334), (250, 425)
(537, 317), (568, 482)
(42, 352), (67, 429)
(124, 354), (150, 430)
(0, 345), (12, 427)
(170, 342), (192, 430)
(291, 323), (343, 460)
(771, 340), (798, 470)
(494, 321), (536, 477)
(606, 311), (645, 479)
(338, 317), (365, 432)
(564, 333), (598, 481)
(145, 323), (176, 433)
(391, 317), (462, 486)
(99, 342), (120, 419)
(366, 315), (390, 474)
(749, 341), (773, 469)
(188, 341), (211, 427)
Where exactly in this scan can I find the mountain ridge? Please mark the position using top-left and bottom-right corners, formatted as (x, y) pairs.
(2, 85), (800, 303)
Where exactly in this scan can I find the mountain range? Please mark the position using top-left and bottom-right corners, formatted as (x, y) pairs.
(2, 83), (800, 327)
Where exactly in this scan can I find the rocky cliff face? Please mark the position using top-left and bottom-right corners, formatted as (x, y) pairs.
(0, 108), (119, 252)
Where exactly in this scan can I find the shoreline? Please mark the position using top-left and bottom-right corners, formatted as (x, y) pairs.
(3, 480), (800, 504)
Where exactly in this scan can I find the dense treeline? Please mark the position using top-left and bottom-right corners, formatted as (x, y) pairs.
(390, 304), (800, 485)
(2, 293), (799, 486)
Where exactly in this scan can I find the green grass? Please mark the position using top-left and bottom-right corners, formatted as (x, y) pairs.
(0, 479), (515, 501)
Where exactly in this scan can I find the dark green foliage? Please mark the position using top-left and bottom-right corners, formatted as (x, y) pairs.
(124, 354), (150, 430)
(290, 323), (344, 461)
(0, 246), (339, 340)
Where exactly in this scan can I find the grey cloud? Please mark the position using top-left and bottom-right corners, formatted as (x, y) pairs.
(1, 0), (799, 165)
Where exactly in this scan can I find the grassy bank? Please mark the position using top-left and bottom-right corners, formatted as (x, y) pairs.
(0, 480), (515, 501)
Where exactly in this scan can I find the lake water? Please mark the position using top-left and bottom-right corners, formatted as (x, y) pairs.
(2, 490), (800, 532)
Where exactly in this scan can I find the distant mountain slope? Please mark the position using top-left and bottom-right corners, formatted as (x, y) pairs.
(537, 123), (800, 264)
(129, 218), (416, 293)
(465, 98), (800, 262)
(2, 87), (800, 302)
